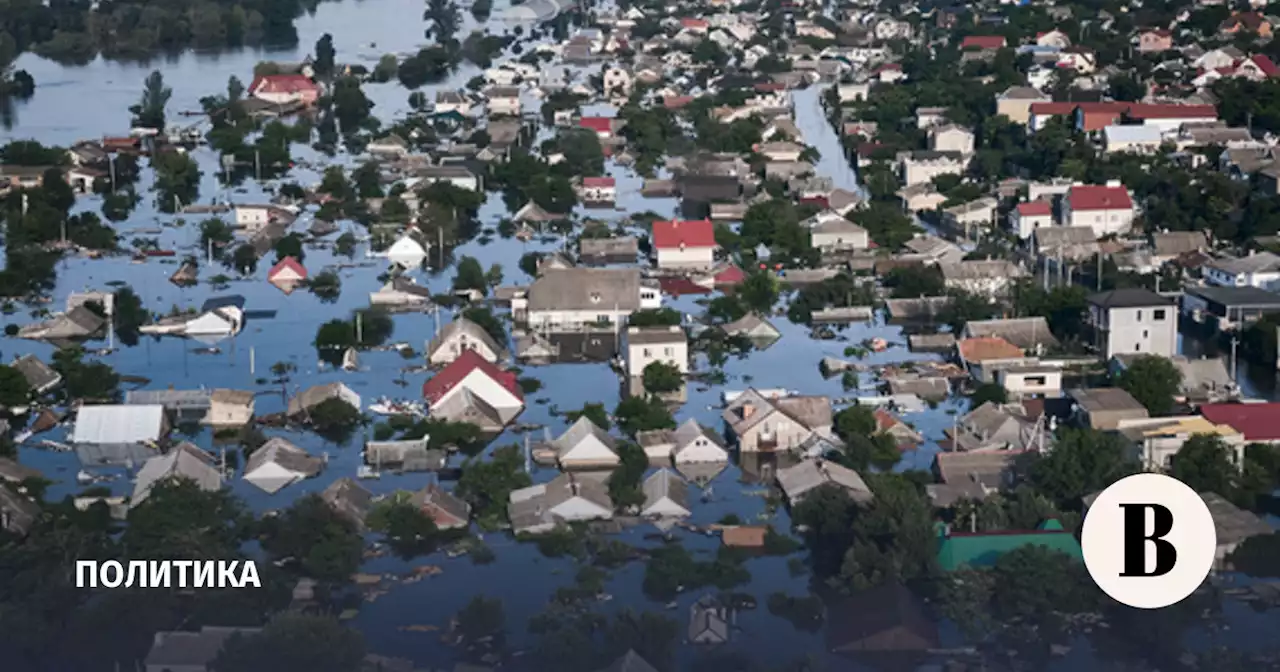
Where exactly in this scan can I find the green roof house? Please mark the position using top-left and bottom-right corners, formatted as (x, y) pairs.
(936, 519), (1083, 571)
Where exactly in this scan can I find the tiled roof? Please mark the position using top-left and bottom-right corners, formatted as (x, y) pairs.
(961, 35), (1007, 50)
(652, 219), (716, 249)
(422, 349), (520, 403)
(1015, 200), (1052, 217)
(957, 336), (1023, 363)
(1200, 402), (1280, 441)
(1067, 185), (1133, 211)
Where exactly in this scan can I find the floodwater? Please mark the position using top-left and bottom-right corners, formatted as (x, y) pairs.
(0, 0), (1276, 668)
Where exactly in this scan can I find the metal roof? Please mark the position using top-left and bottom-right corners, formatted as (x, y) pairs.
(71, 405), (167, 444)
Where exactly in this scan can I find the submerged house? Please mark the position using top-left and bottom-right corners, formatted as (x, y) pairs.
(554, 416), (620, 469)
(776, 459), (875, 506)
(423, 349), (524, 426)
(640, 468), (691, 518)
(936, 519), (1082, 571)
(287, 382), (360, 417)
(242, 437), (324, 494)
(427, 317), (505, 366)
(409, 483), (471, 530)
(508, 472), (613, 534)
(721, 388), (834, 453)
(71, 404), (170, 467)
(321, 477), (375, 531)
(17, 305), (105, 341)
(131, 442), (223, 508)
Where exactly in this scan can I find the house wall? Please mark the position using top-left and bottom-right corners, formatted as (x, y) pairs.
(1137, 432), (1246, 471)
(996, 97), (1044, 125)
(550, 498), (612, 522)
(1092, 304), (1177, 358)
(735, 411), (811, 452)
(429, 332), (501, 366)
(1063, 203), (1134, 237)
(235, 207), (271, 231)
(525, 307), (635, 331)
(674, 437), (728, 464)
(1014, 212), (1054, 239)
(488, 98), (521, 116)
(582, 185), (617, 202)
(812, 230), (869, 250)
(205, 401), (253, 426)
(656, 245), (716, 269)
(1205, 264), (1280, 290)
(902, 160), (963, 186)
(626, 339), (689, 376)
(930, 130), (975, 154)
(997, 369), (1063, 398)
(425, 175), (480, 192)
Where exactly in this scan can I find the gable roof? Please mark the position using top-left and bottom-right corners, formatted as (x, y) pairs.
(267, 256), (307, 281)
(428, 317), (504, 359)
(1067, 185), (1133, 211)
(527, 268), (641, 312)
(962, 35), (1007, 50)
(554, 416), (616, 457)
(1200, 402), (1280, 441)
(244, 437), (323, 478)
(422, 349), (521, 403)
(409, 483), (471, 525)
(250, 74), (317, 94)
(652, 219), (716, 249)
(957, 336), (1023, 363)
(937, 519), (1082, 571)
(132, 442), (222, 507)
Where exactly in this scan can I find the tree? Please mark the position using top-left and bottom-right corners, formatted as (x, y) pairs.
(1116, 355), (1182, 416)
(274, 233), (305, 263)
(519, 252), (543, 277)
(840, 473), (938, 590)
(52, 347), (119, 402)
(212, 614), (365, 672)
(308, 270), (342, 302)
(969, 383), (1007, 407)
(455, 445), (531, 528)
(641, 361), (683, 394)
(791, 483), (861, 576)
(330, 77), (373, 134)
(453, 255), (488, 295)
(130, 71), (171, 131)
(455, 596), (505, 652)
(1171, 434), (1239, 497)
(260, 495), (362, 583)
(564, 403), (611, 430)
(613, 396), (676, 436)
(1024, 428), (1139, 506)
(124, 479), (250, 560)
(424, 0), (462, 43)
(314, 34), (336, 79)
(365, 497), (441, 558)
(738, 271), (780, 313)
(628, 308), (681, 327)
(485, 263), (503, 288)
(0, 365), (31, 408)
(608, 442), (649, 510)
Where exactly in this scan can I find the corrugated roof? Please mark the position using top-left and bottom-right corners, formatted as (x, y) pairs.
(71, 405), (167, 444)
(937, 519), (1082, 571)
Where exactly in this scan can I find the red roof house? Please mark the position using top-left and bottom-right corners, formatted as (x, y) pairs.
(1200, 403), (1280, 442)
(1016, 201), (1053, 217)
(961, 35), (1007, 50)
(267, 256), (307, 294)
(582, 176), (616, 188)
(248, 74), (320, 106)
(681, 17), (710, 31)
(652, 219), (717, 270)
(422, 349), (523, 423)
(579, 116), (615, 136)
(1066, 185), (1133, 212)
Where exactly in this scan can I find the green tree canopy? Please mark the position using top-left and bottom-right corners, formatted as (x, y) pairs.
(259, 494), (363, 584)
(212, 614), (365, 672)
(1116, 355), (1182, 416)
(641, 361), (683, 394)
(1024, 428), (1139, 506)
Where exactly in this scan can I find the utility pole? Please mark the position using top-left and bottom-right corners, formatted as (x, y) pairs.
(438, 226), (444, 268)
(207, 237), (214, 265)
(1096, 248), (1103, 291)
(1231, 307), (1240, 383)
(108, 154), (117, 192)
(254, 149), (261, 182)
(250, 346), (256, 376)
(356, 311), (363, 344)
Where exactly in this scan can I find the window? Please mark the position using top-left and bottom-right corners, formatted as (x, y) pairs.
(1136, 310), (1142, 321)
(1154, 309), (1166, 321)
(1135, 342), (1141, 351)
(643, 348), (651, 357)
(597, 314), (610, 323)
(1025, 375), (1047, 386)
(663, 347), (673, 356)
(1143, 330), (1148, 338)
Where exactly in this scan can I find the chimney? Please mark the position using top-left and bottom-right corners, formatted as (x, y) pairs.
(742, 403), (755, 419)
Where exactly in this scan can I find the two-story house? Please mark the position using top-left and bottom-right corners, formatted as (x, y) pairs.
(722, 389), (834, 453)
(898, 150), (966, 186)
(484, 86), (522, 116)
(652, 219), (717, 270)
(1061, 184), (1135, 237)
(624, 325), (689, 377)
(1010, 200), (1055, 239)
(1086, 288), (1178, 359)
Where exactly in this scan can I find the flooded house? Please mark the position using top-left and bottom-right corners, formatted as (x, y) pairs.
(369, 276), (434, 308)
(365, 437), (446, 472)
(267, 256), (307, 294)
(71, 404), (170, 467)
(408, 483), (471, 530)
(776, 459), (875, 507)
(554, 416), (620, 470)
(507, 472), (613, 535)
(11, 354), (62, 396)
(623, 325), (689, 378)
(689, 595), (733, 644)
(925, 451), (1021, 507)
(427, 317), (505, 366)
(720, 313), (782, 344)
(124, 389), (213, 422)
(204, 389), (255, 427)
(640, 468), (691, 518)
(242, 437), (324, 494)
(422, 350), (524, 426)
(131, 442), (223, 508)
(670, 419), (730, 466)
(513, 268), (658, 331)
(17, 304), (105, 341)
(651, 219), (717, 270)
(722, 388), (834, 453)
(287, 382), (360, 418)
(579, 236), (639, 265)
(321, 478), (375, 531)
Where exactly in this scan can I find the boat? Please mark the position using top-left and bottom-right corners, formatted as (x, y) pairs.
(367, 396), (425, 417)
(356, 465), (381, 479)
(342, 347), (359, 371)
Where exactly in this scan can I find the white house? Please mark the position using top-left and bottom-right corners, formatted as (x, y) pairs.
(670, 419), (730, 465)
(233, 204), (289, 234)
(899, 151), (966, 186)
(940, 260), (1028, 297)
(1103, 125), (1164, 154)
(204, 389), (254, 427)
(1205, 251), (1280, 290)
(435, 91), (472, 115)
(423, 350), (524, 425)
(554, 416), (620, 469)
(1061, 184), (1135, 237)
(484, 86), (522, 117)
(514, 268), (652, 331)
(625, 325), (689, 377)
(807, 211), (869, 250)
(581, 177), (617, 202)
(928, 124), (976, 154)
(386, 234), (428, 267)
(1087, 288), (1179, 359)
(427, 317), (504, 366)
(1010, 200), (1055, 239)
(994, 365), (1063, 399)
(418, 165), (480, 191)
(651, 219), (717, 270)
